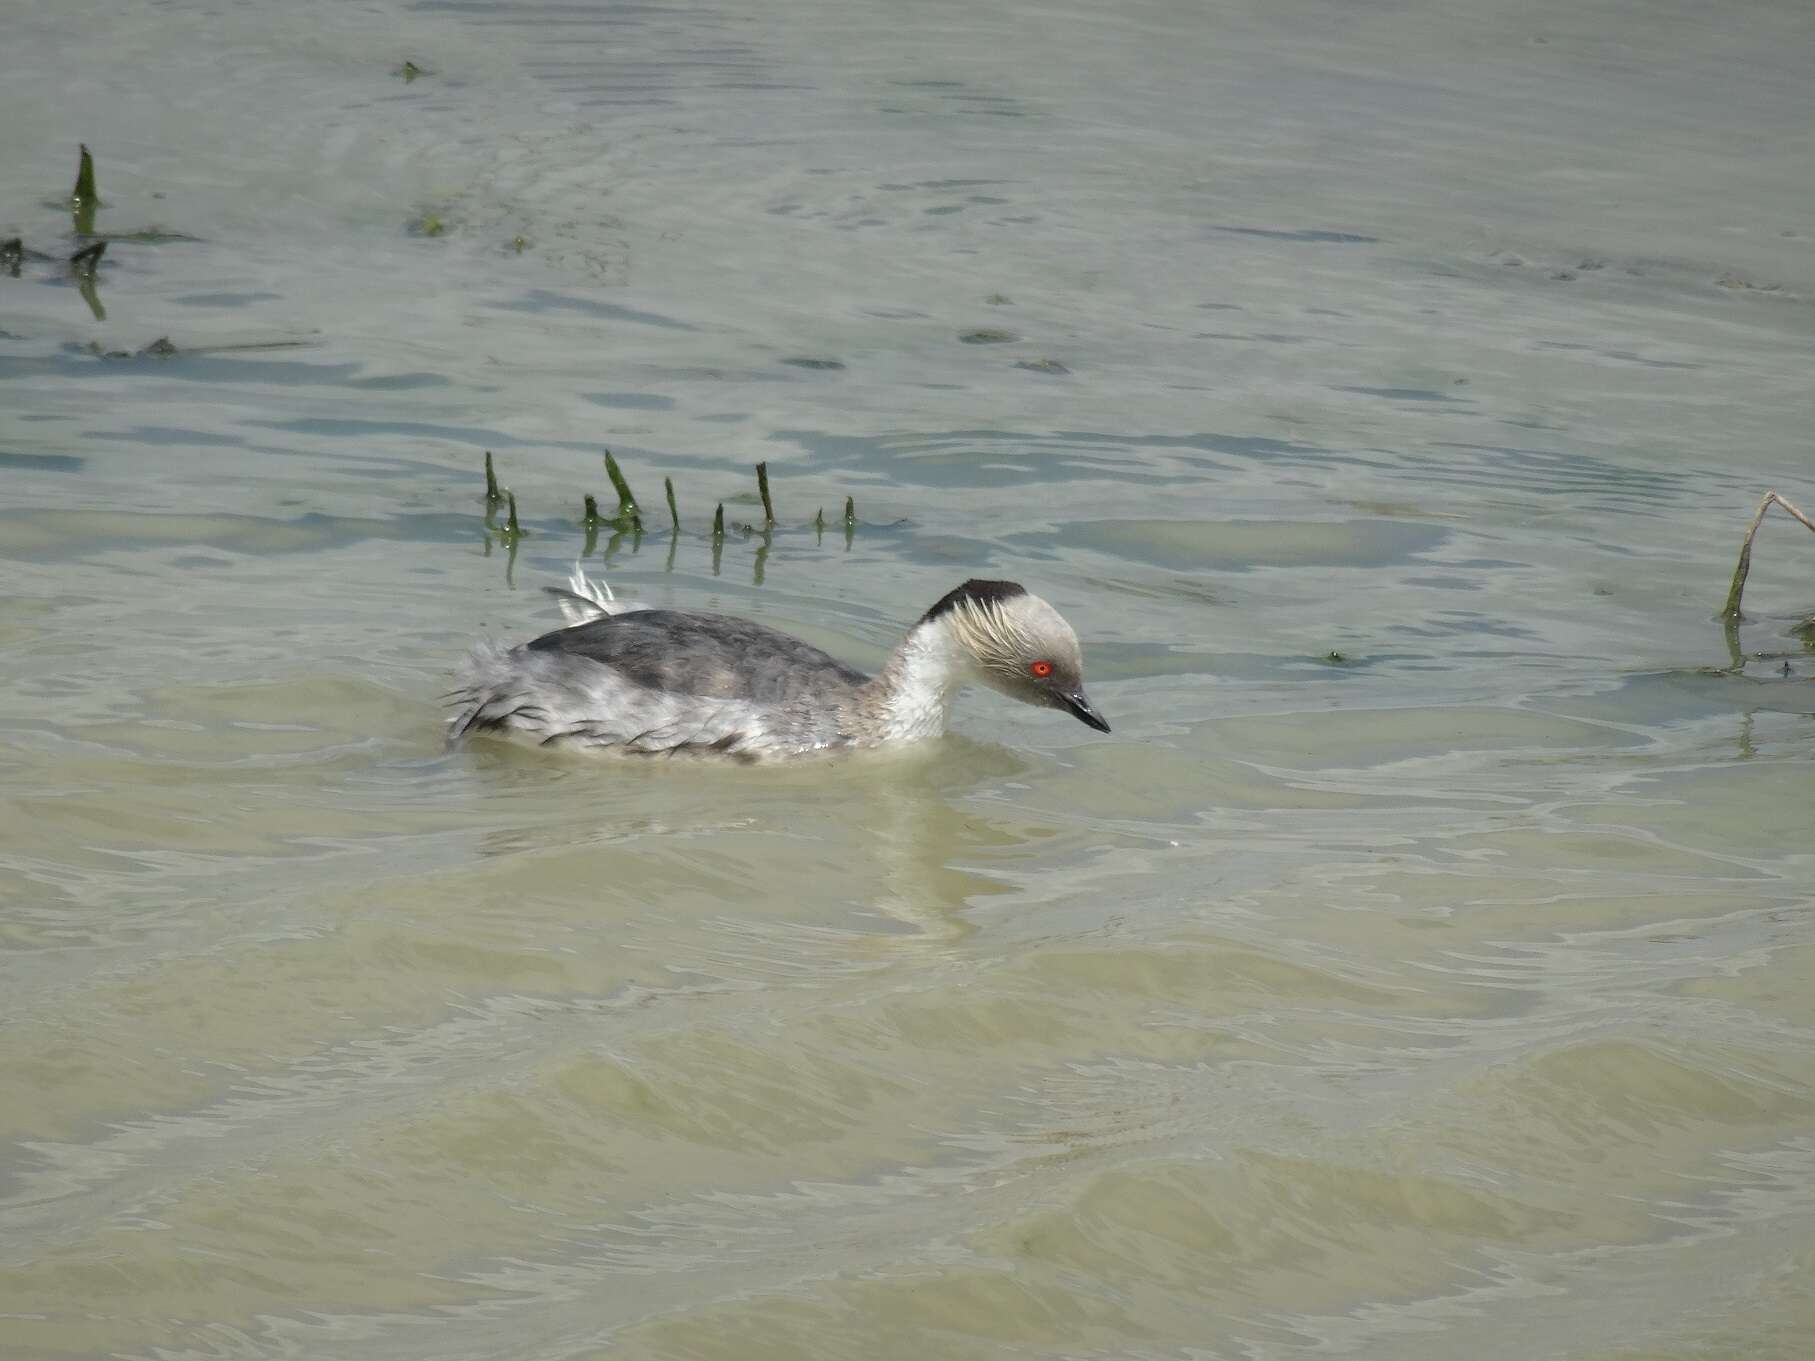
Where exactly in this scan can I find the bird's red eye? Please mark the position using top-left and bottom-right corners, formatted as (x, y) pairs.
(1030, 660), (1054, 678)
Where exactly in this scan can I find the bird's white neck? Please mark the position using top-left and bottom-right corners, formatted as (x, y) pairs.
(865, 617), (973, 741)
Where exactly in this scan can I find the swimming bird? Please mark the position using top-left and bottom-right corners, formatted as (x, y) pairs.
(447, 569), (1110, 760)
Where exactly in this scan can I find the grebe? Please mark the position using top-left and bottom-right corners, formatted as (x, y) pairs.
(448, 570), (1110, 760)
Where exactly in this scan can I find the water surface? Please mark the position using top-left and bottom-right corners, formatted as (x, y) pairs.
(3, 1), (1813, 1358)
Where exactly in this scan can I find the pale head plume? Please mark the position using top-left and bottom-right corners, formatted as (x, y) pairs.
(944, 592), (1074, 679)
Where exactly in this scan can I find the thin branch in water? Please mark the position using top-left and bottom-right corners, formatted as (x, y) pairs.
(664, 476), (679, 530)
(1723, 490), (1815, 621)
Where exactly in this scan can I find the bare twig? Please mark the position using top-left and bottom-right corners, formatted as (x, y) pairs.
(1723, 491), (1815, 620)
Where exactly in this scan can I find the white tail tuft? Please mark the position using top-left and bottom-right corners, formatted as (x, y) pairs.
(547, 564), (648, 624)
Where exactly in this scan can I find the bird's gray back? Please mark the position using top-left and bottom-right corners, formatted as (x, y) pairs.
(526, 608), (870, 703)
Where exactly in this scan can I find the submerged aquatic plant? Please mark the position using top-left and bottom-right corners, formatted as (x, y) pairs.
(70, 144), (99, 208)
(603, 450), (641, 529)
(67, 241), (106, 274)
(69, 144), (101, 235)
(67, 240), (106, 320)
(91, 227), (203, 244)
(1717, 490), (1814, 675)
(472, 450), (873, 585)
(756, 461), (776, 526)
(1723, 491), (1814, 621)
(579, 494), (604, 557)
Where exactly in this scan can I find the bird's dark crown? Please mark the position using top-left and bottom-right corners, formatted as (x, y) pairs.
(919, 579), (1028, 625)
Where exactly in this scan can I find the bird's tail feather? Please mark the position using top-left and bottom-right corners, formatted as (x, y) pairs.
(544, 564), (647, 624)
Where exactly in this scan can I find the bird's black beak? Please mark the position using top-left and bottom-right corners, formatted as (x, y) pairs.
(1061, 690), (1111, 733)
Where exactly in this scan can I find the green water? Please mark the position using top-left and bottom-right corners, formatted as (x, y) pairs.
(2, 1), (1812, 1357)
